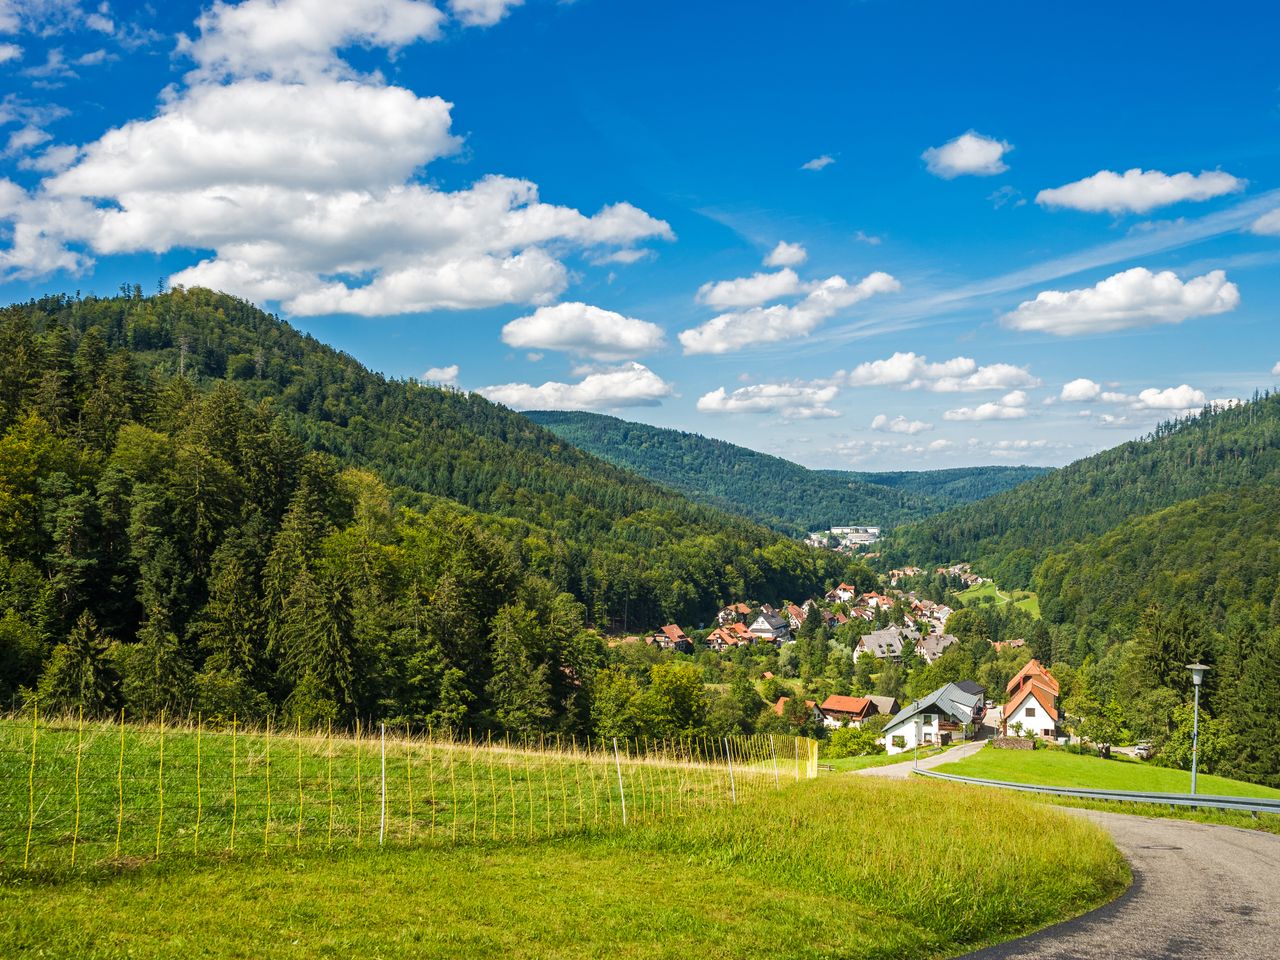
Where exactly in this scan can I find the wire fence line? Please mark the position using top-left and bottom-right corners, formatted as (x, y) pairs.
(0, 708), (819, 873)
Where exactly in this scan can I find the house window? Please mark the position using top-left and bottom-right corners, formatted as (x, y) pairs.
(1025, 707), (1036, 717)
(891, 735), (906, 748)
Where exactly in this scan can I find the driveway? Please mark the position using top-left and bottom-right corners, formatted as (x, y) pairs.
(851, 738), (985, 779)
(962, 809), (1280, 959)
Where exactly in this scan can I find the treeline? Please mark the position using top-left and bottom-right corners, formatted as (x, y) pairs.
(0, 288), (869, 732)
(527, 410), (1046, 534)
(883, 393), (1280, 586)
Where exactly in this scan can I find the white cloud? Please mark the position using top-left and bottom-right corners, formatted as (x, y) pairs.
(0, 4), (674, 310)
(1060, 377), (1101, 402)
(178, 0), (446, 82)
(852, 230), (882, 245)
(1272, 361), (1280, 376)
(0, 43), (20, 63)
(1133, 384), (1206, 411)
(422, 363), (459, 385)
(448, 0), (524, 27)
(943, 390), (1028, 421)
(479, 362), (673, 411)
(870, 414), (931, 435)
(696, 269), (802, 309)
(846, 351), (1039, 392)
(1253, 209), (1280, 236)
(763, 240), (806, 267)
(500, 302), (664, 360)
(697, 381), (840, 420)
(1003, 268), (1239, 336)
(680, 271), (898, 355)
(922, 131), (1011, 179)
(801, 155), (834, 171)
(1037, 168), (1245, 215)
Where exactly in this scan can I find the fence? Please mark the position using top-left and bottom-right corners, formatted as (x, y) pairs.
(0, 709), (819, 873)
(915, 769), (1280, 815)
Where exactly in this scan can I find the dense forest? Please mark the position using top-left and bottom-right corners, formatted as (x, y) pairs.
(0, 288), (872, 732)
(883, 394), (1280, 586)
(526, 410), (1047, 534)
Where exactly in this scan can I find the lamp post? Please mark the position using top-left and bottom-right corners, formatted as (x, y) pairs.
(913, 716), (923, 771)
(1186, 663), (1210, 795)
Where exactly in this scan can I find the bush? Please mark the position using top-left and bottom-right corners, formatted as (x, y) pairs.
(824, 724), (885, 759)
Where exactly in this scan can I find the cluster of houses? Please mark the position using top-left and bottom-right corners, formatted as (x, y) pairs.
(767, 658), (1063, 756)
(804, 525), (881, 551)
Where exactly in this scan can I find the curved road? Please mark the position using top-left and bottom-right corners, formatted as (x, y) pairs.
(964, 809), (1280, 959)
(854, 753), (1280, 957)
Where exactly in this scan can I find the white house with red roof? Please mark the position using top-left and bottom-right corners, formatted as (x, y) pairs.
(649, 624), (694, 654)
(1001, 659), (1059, 738)
(706, 621), (753, 651)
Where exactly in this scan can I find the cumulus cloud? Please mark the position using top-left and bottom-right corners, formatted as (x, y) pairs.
(1003, 268), (1239, 336)
(448, 0), (524, 27)
(801, 155), (834, 171)
(922, 131), (1011, 179)
(0, 43), (20, 63)
(680, 271), (899, 355)
(1037, 168), (1245, 215)
(696, 269), (802, 309)
(697, 381), (841, 420)
(1060, 377), (1101, 402)
(943, 390), (1028, 421)
(870, 414), (931, 435)
(500, 302), (664, 360)
(1133, 384), (1206, 411)
(846, 351), (1039, 392)
(479, 362), (673, 411)
(422, 363), (459, 385)
(0, 2), (674, 312)
(1253, 209), (1280, 236)
(1273, 361), (1280, 376)
(763, 240), (806, 267)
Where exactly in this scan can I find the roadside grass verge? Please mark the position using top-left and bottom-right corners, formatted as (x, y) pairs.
(0, 774), (1128, 960)
(934, 744), (1280, 834)
(822, 745), (947, 772)
(935, 744), (1280, 798)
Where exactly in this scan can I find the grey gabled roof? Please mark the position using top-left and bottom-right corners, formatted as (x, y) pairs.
(884, 682), (983, 732)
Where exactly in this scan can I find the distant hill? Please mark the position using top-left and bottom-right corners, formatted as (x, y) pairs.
(525, 410), (1048, 534)
(884, 393), (1280, 586)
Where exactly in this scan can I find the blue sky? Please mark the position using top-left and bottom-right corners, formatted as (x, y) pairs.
(2, 0), (1279, 470)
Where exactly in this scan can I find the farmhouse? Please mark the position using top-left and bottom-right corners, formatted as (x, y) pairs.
(773, 696), (821, 724)
(1002, 659), (1060, 739)
(817, 694), (898, 728)
(856, 626), (917, 660)
(650, 624), (694, 654)
(717, 602), (753, 625)
(881, 682), (985, 755)
(786, 603), (807, 630)
(916, 632), (959, 663)
(749, 612), (791, 642)
(706, 621), (753, 651)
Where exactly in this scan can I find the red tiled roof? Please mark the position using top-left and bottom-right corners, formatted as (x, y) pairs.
(819, 695), (873, 719)
(660, 624), (688, 641)
(1005, 681), (1058, 722)
(1006, 658), (1058, 696)
(773, 696), (817, 716)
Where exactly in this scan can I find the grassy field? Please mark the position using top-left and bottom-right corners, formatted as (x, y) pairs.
(0, 771), (1128, 959)
(936, 745), (1280, 798)
(822, 745), (947, 773)
(0, 715), (800, 873)
(954, 581), (1041, 618)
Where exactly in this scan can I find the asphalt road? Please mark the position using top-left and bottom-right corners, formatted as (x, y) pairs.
(851, 738), (986, 779)
(963, 809), (1280, 959)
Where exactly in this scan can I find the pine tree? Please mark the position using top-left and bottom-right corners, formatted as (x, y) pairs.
(36, 610), (120, 716)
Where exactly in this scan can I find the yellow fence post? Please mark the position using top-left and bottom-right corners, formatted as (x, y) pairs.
(155, 709), (166, 859)
(72, 706), (83, 867)
(264, 717), (272, 855)
(195, 713), (203, 855)
(23, 701), (36, 870)
(230, 715), (238, 854)
(116, 707), (124, 859)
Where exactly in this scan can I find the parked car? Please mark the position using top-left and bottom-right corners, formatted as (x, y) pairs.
(1134, 741), (1153, 760)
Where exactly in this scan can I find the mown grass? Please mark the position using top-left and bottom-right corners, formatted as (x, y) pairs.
(934, 744), (1280, 834)
(0, 774), (1128, 960)
(935, 744), (1280, 798)
(954, 582), (1040, 618)
(0, 715), (795, 874)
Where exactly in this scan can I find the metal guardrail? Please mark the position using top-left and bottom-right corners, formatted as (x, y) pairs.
(914, 769), (1280, 815)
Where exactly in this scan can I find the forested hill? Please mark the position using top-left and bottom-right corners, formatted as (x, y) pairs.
(524, 410), (1047, 533)
(0, 288), (872, 729)
(884, 393), (1280, 586)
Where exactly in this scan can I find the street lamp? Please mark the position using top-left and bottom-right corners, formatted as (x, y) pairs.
(1186, 663), (1210, 795)
(913, 716), (924, 771)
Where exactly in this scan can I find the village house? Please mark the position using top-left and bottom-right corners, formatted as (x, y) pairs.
(706, 621), (753, 652)
(1001, 659), (1060, 739)
(859, 591), (896, 611)
(992, 637), (1026, 653)
(716, 602), (753, 626)
(881, 682), (986, 754)
(818, 694), (899, 728)
(773, 696), (821, 724)
(749, 612), (791, 642)
(786, 603), (807, 631)
(916, 632), (959, 664)
(649, 624), (694, 655)
(831, 582), (861, 602)
(855, 625), (918, 660)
